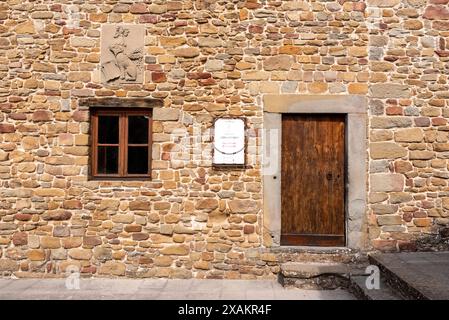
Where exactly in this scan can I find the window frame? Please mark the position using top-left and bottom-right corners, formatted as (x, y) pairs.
(90, 108), (152, 180)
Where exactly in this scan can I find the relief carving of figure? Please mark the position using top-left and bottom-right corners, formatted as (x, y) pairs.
(101, 26), (143, 84)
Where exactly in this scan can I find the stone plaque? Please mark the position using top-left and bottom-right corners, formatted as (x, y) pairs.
(101, 25), (144, 84)
(213, 118), (246, 166)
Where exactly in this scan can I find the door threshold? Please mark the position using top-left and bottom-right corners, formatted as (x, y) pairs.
(269, 246), (353, 254)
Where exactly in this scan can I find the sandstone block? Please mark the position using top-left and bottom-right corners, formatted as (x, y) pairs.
(394, 128), (423, 142)
(160, 245), (189, 255)
(263, 55), (294, 71)
(62, 237), (83, 249)
(153, 108), (179, 121)
(154, 256), (173, 267)
(370, 174), (404, 192)
(371, 117), (412, 129)
(229, 200), (260, 214)
(42, 210), (72, 221)
(175, 48), (200, 58)
(99, 261), (126, 276)
(367, 0), (400, 7)
(41, 236), (61, 249)
(370, 84), (411, 98)
(0, 259), (19, 271)
(98, 199), (120, 211)
(370, 142), (407, 159)
(53, 226), (70, 237)
(372, 204), (398, 215)
(71, 37), (96, 47)
(69, 248), (92, 260)
(15, 21), (35, 34)
(195, 199), (218, 210)
(377, 215), (403, 226)
(111, 214), (135, 224)
(28, 250), (45, 261)
(93, 247), (112, 261)
(409, 151), (434, 160)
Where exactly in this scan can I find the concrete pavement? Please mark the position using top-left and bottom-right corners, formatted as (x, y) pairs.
(0, 278), (355, 300)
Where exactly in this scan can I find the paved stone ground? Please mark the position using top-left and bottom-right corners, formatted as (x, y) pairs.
(0, 279), (355, 300)
(372, 251), (449, 300)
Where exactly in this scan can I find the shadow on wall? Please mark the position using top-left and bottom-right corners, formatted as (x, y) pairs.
(386, 226), (449, 252)
(413, 227), (449, 252)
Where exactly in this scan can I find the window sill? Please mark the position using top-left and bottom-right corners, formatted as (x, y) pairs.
(89, 176), (152, 181)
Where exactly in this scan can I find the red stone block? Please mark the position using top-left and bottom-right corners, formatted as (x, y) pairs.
(432, 117), (447, 126)
(9, 113), (27, 120)
(130, 3), (148, 14)
(199, 78), (216, 86)
(423, 5), (449, 20)
(413, 210), (428, 218)
(32, 110), (52, 122)
(186, 72), (212, 80)
(398, 241), (417, 252)
(83, 236), (102, 246)
(132, 233), (150, 241)
(249, 25), (263, 33)
(433, 21), (449, 30)
(139, 14), (159, 24)
(430, 0), (449, 5)
(12, 232), (28, 246)
(146, 64), (162, 71)
(0, 123), (15, 133)
(152, 72), (167, 83)
(243, 225), (254, 234)
(50, 4), (62, 12)
(14, 213), (32, 221)
(372, 239), (398, 252)
(244, 1), (262, 9)
(403, 212), (413, 223)
(81, 266), (97, 274)
(72, 110), (89, 122)
(386, 106), (403, 115)
(414, 117), (431, 127)
(353, 2), (366, 12)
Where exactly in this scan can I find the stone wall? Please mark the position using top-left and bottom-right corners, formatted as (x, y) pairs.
(367, 0), (449, 251)
(0, 0), (448, 278)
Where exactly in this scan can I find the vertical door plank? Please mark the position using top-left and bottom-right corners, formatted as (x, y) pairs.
(281, 114), (345, 246)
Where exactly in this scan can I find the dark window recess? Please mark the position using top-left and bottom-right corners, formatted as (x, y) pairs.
(91, 108), (152, 179)
(98, 116), (119, 144)
(128, 147), (148, 174)
(128, 116), (149, 144)
(97, 146), (119, 174)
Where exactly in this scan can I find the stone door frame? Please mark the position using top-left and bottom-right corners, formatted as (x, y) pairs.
(262, 95), (368, 250)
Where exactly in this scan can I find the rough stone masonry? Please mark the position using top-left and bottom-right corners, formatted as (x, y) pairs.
(0, 0), (449, 279)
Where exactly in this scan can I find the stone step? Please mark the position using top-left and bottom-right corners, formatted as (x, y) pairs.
(368, 253), (446, 300)
(270, 247), (362, 265)
(349, 275), (403, 300)
(279, 262), (351, 289)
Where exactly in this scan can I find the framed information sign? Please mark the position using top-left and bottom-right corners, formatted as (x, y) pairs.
(213, 118), (246, 166)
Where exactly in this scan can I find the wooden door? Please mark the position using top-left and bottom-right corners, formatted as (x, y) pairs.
(281, 114), (345, 246)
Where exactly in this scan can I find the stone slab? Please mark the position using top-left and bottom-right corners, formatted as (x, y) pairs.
(280, 262), (349, 278)
(0, 279), (355, 300)
(369, 252), (449, 300)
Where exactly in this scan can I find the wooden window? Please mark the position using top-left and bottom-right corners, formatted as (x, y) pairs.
(90, 108), (152, 179)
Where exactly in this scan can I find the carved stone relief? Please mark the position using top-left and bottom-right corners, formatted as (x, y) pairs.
(101, 25), (144, 84)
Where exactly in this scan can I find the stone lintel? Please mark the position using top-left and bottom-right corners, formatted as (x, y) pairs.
(263, 94), (366, 114)
(79, 98), (163, 109)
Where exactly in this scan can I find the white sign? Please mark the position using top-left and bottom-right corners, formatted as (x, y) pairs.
(213, 118), (245, 165)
